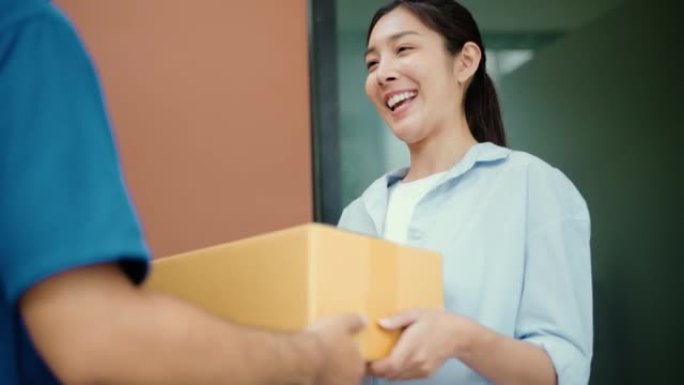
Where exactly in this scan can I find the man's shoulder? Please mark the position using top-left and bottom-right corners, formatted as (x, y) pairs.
(0, 1), (64, 33)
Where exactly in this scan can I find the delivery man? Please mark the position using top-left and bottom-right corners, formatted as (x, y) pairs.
(0, 0), (365, 383)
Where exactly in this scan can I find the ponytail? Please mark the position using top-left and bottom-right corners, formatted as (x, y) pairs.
(465, 67), (506, 146)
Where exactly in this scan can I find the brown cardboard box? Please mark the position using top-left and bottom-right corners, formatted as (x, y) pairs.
(144, 223), (443, 360)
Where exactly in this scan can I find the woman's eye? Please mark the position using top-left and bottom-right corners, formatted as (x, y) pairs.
(366, 61), (378, 71)
(397, 46), (413, 54)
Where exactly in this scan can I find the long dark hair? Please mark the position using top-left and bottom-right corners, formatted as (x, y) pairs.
(367, 0), (506, 146)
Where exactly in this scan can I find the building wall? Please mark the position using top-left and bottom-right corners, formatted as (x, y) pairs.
(56, 0), (313, 257)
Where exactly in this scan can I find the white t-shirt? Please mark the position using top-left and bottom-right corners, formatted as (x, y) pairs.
(383, 171), (447, 243)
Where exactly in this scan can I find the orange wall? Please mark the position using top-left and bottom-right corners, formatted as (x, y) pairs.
(56, 1), (313, 257)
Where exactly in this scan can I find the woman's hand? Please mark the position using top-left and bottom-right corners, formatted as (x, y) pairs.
(368, 308), (478, 380)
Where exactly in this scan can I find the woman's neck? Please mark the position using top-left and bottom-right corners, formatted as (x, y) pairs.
(404, 115), (477, 182)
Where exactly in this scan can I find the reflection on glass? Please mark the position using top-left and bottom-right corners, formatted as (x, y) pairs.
(486, 49), (533, 82)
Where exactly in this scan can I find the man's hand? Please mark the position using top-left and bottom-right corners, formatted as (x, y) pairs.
(368, 308), (463, 380)
(305, 314), (367, 385)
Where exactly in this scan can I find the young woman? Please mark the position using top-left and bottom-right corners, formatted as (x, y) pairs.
(338, 1), (592, 384)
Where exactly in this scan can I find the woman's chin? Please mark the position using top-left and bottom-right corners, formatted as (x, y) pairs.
(394, 132), (424, 146)
(389, 123), (424, 145)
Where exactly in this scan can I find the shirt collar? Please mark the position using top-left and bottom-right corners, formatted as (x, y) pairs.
(440, 141), (511, 183)
(360, 142), (511, 234)
(373, 141), (509, 192)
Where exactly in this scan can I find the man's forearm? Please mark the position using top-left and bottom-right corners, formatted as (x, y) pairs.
(98, 291), (323, 385)
(21, 264), (322, 385)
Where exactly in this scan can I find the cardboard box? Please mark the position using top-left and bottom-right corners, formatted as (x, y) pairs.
(144, 223), (443, 360)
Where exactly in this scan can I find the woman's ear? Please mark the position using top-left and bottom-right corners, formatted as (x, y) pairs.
(454, 42), (482, 84)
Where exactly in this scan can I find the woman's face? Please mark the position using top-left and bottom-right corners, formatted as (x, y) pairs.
(365, 7), (462, 145)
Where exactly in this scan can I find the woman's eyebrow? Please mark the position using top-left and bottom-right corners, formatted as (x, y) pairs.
(365, 31), (420, 57)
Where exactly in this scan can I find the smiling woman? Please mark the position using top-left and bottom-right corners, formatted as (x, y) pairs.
(363, 2), (504, 157)
(337, 1), (593, 385)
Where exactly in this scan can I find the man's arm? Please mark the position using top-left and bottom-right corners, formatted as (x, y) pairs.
(21, 263), (365, 385)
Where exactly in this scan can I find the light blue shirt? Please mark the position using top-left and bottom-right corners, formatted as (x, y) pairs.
(338, 142), (592, 385)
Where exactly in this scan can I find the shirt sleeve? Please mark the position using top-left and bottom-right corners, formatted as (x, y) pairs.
(337, 198), (377, 237)
(515, 162), (593, 385)
(0, 7), (149, 306)
(337, 204), (355, 230)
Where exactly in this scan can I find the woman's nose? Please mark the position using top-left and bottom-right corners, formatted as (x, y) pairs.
(375, 59), (397, 85)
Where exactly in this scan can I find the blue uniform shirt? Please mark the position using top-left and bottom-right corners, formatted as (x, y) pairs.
(339, 143), (593, 385)
(0, 1), (149, 382)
